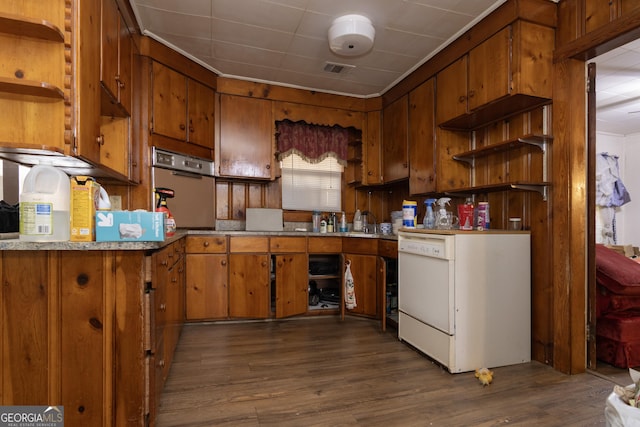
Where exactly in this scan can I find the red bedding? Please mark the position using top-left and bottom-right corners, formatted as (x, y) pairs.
(595, 245), (640, 367)
(597, 311), (640, 368)
(595, 244), (640, 296)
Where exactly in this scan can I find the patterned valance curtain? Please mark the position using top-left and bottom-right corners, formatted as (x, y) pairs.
(275, 119), (354, 166)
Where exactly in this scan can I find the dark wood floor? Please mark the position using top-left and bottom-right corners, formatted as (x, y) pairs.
(157, 316), (627, 426)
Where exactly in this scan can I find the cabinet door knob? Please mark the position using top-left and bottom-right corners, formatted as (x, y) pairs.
(179, 124), (186, 130)
(468, 90), (475, 99)
(221, 260), (227, 266)
(458, 95), (466, 103)
(96, 135), (104, 146)
(265, 164), (271, 170)
(203, 241), (210, 247)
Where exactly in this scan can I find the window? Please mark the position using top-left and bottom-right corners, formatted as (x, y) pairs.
(281, 153), (343, 211)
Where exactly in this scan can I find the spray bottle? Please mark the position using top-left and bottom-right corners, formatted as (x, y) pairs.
(423, 198), (437, 229)
(155, 187), (176, 237)
(435, 197), (452, 229)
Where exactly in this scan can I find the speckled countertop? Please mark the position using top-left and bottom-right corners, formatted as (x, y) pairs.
(0, 230), (397, 251)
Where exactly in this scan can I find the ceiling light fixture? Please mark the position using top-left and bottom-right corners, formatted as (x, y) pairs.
(328, 14), (375, 57)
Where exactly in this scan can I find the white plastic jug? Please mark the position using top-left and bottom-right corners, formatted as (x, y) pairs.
(19, 164), (71, 242)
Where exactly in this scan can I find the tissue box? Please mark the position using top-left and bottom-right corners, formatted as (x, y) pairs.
(70, 176), (100, 242)
(95, 211), (165, 242)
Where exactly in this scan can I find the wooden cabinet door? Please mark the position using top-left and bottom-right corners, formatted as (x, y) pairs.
(151, 61), (187, 141)
(219, 94), (273, 179)
(186, 254), (228, 319)
(468, 27), (511, 111)
(621, 0), (640, 14)
(436, 55), (467, 124)
(363, 110), (383, 185)
(408, 78), (436, 195)
(117, 12), (132, 114)
(275, 253), (308, 319)
(382, 94), (409, 183)
(100, 0), (131, 115)
(99, 115), (130, 177)
(229, 253), (270, 318)
(187, 79), (215, 149)
(101, 0), (119, 103)
(345, 254), (378, 317)
(74, 0), (102, 165)
(585, 0), (613, 33)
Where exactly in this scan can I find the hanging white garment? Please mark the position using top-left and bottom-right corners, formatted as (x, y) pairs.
(344, 260), (357, 310)
(595, 153), (631, 245)
(596, 153), (630, 207)
(598, 206), (617, 245)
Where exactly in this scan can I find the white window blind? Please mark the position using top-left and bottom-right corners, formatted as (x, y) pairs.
(281, 153), (343, 211)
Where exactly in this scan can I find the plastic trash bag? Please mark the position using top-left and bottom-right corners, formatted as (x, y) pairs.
(605, 369), (640, 426)
(605, 390), (640, 426)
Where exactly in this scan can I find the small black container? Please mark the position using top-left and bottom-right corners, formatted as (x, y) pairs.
(0, 201), (19, 233)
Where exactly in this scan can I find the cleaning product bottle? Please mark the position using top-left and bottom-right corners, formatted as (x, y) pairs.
(155, 187), (176, 237)
(459, 197), (474, 230)
(435, 197), (454, 229)
(423, 198), (437, 229)
(353, 209), (363, 232)
(339, 211), (348, 232)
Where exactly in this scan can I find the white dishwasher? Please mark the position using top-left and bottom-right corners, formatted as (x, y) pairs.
(398, 230), (531, 373)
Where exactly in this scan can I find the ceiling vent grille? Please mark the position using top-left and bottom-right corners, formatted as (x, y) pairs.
(323, 61), (355, 74)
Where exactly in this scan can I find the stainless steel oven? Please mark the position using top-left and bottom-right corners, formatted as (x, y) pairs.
(151, 147), (215, 229)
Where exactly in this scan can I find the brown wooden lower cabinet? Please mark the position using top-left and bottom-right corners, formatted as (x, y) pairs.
(184, 235), (394, 323)
(0, 240), (185, 426)
(228, 253), (270, 318)
(186, 236), (228, 320)
(343, 253), (379, 317)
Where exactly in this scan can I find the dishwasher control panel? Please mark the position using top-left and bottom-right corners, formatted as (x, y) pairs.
(398, 233), (453, 260)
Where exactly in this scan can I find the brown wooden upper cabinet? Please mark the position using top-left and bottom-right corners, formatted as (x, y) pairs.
(150, 61), (215, 150)
(408, 78), (436, 195)
(218, 93), (274, 180)
(585, 0), (640, 33)
(363, 110), (383, 185)
(100, 0), (131, 116)
(187, 79), (215, 149)
(382, 94), (409, 183)
(151, 61), (188, 141)
(436, 21), (554, 130)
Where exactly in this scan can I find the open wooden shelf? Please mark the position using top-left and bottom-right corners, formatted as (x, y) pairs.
(453, 134), (553, 164)
(0, 13), (65, 42)
(445, 181), (551, 201)
(0, 77), (64, 100)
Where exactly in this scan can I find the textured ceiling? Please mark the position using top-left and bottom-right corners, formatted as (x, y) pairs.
(129, 0), (640, 135)
(593, 38), (640, 136)
(129, 0), (507, 97)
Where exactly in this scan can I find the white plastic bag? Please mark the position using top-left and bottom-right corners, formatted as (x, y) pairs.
(605, 369), (640, 426)
(344, 260), (357, 310)
(605, 390), (640, 426)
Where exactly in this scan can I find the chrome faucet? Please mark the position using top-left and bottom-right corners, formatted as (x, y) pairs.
(362, 211), (377, 234)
